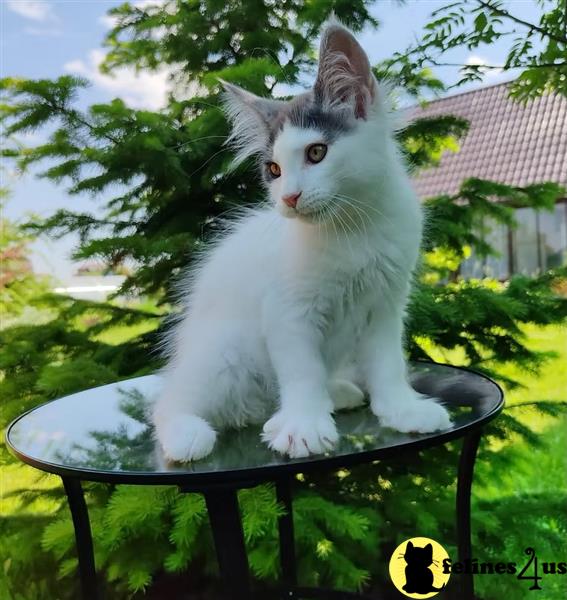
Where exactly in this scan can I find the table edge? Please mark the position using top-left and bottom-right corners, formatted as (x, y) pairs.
(5, 361), (505, 486)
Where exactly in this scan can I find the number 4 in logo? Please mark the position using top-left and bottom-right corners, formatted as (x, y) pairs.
(517, 547), (543, 590)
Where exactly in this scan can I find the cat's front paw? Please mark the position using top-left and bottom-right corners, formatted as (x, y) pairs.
(372, 389), (452, 433)
(157, 415), (217, 462)
(261, 410), (339, 458)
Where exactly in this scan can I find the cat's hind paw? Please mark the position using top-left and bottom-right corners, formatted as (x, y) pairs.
(372, 390), (452, 433)
(157, 415), (217, 462)
(261, 410), (339, 458)
(330, 379), (366, 411)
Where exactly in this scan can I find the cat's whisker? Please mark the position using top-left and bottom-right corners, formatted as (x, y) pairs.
(338, 203), (367, 241)
(334, 208), (358, 263)
(330, 195), (371, 239)
(325, 214), (332, 246)
(343, 208), (366, 239)
(188, 98), (223, 111)
(333, 199), (371, 242)
(321, 208), (332, 247)
(314, 210), (331, 247)
(332, 191), (394, 227)
(213, 202), (253, 223)
(349, 200), (395, 230)
(332, 200), (365, 254)
(173, 135), (228, 151)
(260, 213), (280, 244)
(328, 204), (342, 246)
(249, 47), (296, 88)
(348, 201), (392, 225)
(186, 147), (230, 179)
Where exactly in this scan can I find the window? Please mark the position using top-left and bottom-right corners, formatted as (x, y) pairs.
(459, 200), (567, 279)
(460, 217), (510, 280)
(513, 208), (539, 275)
(484, 220), (510, 279)
(539, 202), (567, 269)
(460, 253), (485, 279)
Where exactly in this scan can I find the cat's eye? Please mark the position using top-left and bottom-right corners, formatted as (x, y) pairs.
(306, 143), (328, 164)
(266, 161), (281, 178)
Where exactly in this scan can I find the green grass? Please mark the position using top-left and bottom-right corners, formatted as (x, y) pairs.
(422, 322), (567, 427)
(475, 323), (567, 495)
(473, 324), (567, 600)
(92, 319), (160, 345)
(1, 465), (60, 517)
(506, 324), (567, 403)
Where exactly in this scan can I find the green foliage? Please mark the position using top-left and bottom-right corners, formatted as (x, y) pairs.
(397, 114), (469, 169)
(473, 419), (567, 600)
(1, 1), (566, 599)
(0, 211), (51, 323)
(383, 0), (567, 100)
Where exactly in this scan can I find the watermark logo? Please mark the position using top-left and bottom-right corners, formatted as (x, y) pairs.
(389, 537), (451, 598)
(390, 541), (566, 595)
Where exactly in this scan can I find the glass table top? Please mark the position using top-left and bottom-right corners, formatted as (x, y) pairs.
(6, 362), (503, 485)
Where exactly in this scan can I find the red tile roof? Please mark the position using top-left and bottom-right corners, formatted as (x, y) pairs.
(409, 81), (567, 199)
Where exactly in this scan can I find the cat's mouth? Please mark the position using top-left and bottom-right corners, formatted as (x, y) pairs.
(295, 206), (331, 224)
(279, 201), (332, 224)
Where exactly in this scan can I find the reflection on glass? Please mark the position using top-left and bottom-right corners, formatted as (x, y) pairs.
(514, 207), (539, 275)
(484, 219), (510, 280)
(7, 364), (502, 477)
(539, 202), (567, 270)
(459, 215), (485, 279)
(460, 217), (509, 280)
(460, 254), (484, 279)
(53, 389), (155, 470)
(460, 202), (567, 279)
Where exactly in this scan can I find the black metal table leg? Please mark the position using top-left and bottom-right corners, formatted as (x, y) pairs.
(276, 477), (297, 593)
(456, 429), (482, 600)
(204, 487), (251, 600)
(61, 477), (99, 600)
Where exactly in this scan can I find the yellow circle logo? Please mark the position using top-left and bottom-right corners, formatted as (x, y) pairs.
(388, 537), (451, 598)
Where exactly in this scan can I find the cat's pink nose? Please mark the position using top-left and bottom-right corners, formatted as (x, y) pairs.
(282, 191), (302, 208)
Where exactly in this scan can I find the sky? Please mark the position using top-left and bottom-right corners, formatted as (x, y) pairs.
(0, 0), (542, 283)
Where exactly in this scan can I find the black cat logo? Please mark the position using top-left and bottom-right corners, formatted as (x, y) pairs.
(389, 537), (450, 598)
(402, 541), (446, 594)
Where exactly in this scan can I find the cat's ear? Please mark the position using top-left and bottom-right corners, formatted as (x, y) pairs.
(425, 543), (433, 558)
(314, 19), (376, 119)
(220, 80), (286, 167)
(406, 541), (414, 550)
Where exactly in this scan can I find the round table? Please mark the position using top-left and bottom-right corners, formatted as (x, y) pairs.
(6, 362), (503, 600)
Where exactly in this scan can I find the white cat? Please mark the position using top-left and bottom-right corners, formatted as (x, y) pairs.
(153, 19), (452, 462)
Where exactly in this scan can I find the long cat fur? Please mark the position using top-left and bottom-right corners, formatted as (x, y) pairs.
(153, 18), (452, 462)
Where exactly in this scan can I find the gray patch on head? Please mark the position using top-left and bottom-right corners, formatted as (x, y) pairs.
(266, 91), (354, 149)
(290, 92), (354, 140)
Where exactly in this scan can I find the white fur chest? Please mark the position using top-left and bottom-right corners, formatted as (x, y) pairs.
(282, 221), (401, 307)
(274, 222), (411, 369)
